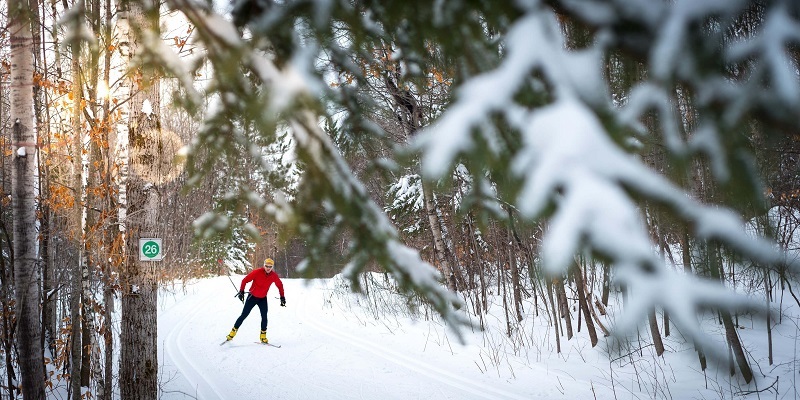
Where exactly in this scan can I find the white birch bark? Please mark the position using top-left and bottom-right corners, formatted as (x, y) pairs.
(9, 1), (46, 398)
(69, 22), (85, 400)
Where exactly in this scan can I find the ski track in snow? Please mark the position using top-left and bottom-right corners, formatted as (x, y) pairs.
(161, 279), (595, 399)
(165, 293), (229, 399)
(296, 290), (529, 400)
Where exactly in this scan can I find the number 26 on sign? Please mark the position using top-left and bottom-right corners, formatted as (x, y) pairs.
(139, 238), (163, 261)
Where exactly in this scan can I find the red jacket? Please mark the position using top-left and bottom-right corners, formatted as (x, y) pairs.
(240, 268), (285, 299)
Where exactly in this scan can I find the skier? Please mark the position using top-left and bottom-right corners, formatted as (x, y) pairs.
(225, 257), (286, 344)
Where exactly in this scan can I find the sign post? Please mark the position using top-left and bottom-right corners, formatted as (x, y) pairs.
(139, 238), (163, 261)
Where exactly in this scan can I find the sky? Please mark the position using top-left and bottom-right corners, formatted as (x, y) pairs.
(153, 273), (800, 400)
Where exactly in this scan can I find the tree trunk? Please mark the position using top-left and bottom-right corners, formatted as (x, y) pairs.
(101, 0), (115, 397)
(648, 309), (665, 356)
(120, 260), (159, 400)
(422, 182), (457, 291)
(721, 310), (753, 383)
(555, 277), (573, 340)
(10, 0), (46, 396)
(382, 59), (457, 292)
(709, 245), (752, 383)
(117, 1), (160, 398)
(1, 234), (18, 399)
(40, 186), (56, 357)
(682, 228), (692, 273)
(682, 228), (706, 370)
(466, 215), (487, 329)
(506, 209), (540, 318)
(38, 0), (58, 362)
(82, 0), (106, 389)
(601, 262), (610, 306)
(29, 0), (55, 364)
(69, 1), (87, 395)
(500, 263), (512, 337)
(546, 279), (561, 353)
(765, 270), (773, 365)
(574, 265), (598, 347)
(507, 228), (524, 323)
(102, 284), (114, 400)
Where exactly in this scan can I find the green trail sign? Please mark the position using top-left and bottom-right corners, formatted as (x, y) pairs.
(139, 238), (163, 261)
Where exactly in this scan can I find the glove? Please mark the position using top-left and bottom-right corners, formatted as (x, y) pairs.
(236, 291), (245, 302)
(280, 297), (286, 307)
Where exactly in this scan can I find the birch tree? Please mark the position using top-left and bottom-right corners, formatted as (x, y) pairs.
(9, 0), (46, 397)
(380, 46), (458, 292)
(64, 1), (88, 397)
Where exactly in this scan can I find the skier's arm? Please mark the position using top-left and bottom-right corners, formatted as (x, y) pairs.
(275, 275), (286, 306)
(240, 270), (255, 292)
(275, 275), (285, 298)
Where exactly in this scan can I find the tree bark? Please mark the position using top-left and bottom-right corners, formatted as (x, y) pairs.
(683, 228), (706, 370)
(382, 58), (457, 292)
(466, 215), (487, 329)
(69, 1), (87, 396)
(574, 264), (598, 347)
(555, 277), (573, 340)
(507, 228), (524, 323)
(601, 262), (610, 306)
(10, 0), (46, 397)
(422, 182), (457, 291)
(546, 279), (561, 353)
(117, 0), (160, 398)
(648, 309), (665, 356)
(81, 0), (106, 389)
(506, 208), (540, 318)
(709, 244), (752, 382)
(0, 228), (18, 399)
(29, 0), (56, 365)
(101, 0), (115, 397)
(765, 270), (773, 365)
(721, 310), (753, 383)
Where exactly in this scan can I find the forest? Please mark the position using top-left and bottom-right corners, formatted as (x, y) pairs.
(2, 0), (800, 399)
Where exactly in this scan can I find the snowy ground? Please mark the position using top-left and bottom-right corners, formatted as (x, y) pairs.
(157, 275), (800, 399)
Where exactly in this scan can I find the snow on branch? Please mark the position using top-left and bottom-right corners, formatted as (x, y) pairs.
(511, 99), (771, 352)
(291, 111), (468, 336)
(415, 2), (795, 352)
(417, 10), (606, 178)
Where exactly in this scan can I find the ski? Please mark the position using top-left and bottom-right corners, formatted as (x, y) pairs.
(254, 342), (282, 348)
(220, 340), (280, 348)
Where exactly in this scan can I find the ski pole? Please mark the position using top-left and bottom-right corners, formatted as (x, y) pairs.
(219, 259), (244, 303)
(226, 274), (238, 291)
(228, 276), (244, 303)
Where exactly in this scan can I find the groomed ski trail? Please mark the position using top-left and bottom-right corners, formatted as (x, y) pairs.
(296, 289), (529, 400)
(164, 293), (231, 399)
(159, 277), (600, 399)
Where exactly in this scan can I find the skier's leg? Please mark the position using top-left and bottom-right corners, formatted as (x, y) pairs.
(234, 294), (257, 328)
(256, 297), (269, 331)
(225, 295), (257, 340)
(256, 297), (269, 343)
